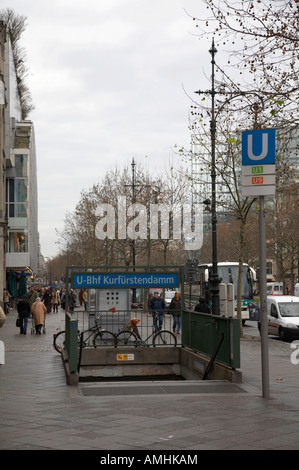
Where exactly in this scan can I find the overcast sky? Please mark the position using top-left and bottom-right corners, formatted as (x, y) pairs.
(4, 0), (213, 259)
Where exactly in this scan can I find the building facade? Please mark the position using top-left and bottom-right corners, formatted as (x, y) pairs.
(2, 30), (40, 300)
(5, 121), (40, 276)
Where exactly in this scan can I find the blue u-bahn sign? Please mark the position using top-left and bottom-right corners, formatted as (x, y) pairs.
(242, 129), (275, 166)
(72, 272), (179, 289)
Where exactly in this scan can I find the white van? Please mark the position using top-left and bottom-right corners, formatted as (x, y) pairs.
(267, 282), (283, 295)
(266, 296), (299, 341)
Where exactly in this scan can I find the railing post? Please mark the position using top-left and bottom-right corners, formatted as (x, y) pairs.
(65, 313), (78, 374)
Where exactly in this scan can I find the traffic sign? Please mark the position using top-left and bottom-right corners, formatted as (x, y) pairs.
(242, 129), (276, 197)
(242, 129), (275, 166)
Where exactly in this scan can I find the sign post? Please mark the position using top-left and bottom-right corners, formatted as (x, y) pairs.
(242, 128), (276, 399)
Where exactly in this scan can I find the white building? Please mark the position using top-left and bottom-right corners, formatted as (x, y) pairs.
(4, 35), (40, 288)
(5, 121), (40, 276)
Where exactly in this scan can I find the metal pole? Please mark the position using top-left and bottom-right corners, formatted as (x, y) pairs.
(209, 39), (220, 316)
(259, 196), (270, 399)
(131, 158), (136, 302)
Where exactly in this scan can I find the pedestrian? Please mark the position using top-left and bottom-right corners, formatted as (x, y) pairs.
(83, 289), (88, 311)
(168, 291), (182, 334)
(79, 289), (84, 306)
(51, 288), (60, 313)
(3, 288), (11, 315)
(31, 297), (47, 334)
(194, 297), (211, 313)
(27, 286), (38, 308)
(149, 291), (166, 331)
(60, 289), (66, 310)
(17, 295), (31, 334)
(43, 287), (52, 314)
(68, 289), (76, 313)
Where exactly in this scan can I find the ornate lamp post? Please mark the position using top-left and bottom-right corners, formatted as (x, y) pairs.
(195, 39), (220, 315)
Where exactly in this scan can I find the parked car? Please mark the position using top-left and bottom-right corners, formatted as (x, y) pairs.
(131, 301), (143, 309)
(260, 296), (299, 341)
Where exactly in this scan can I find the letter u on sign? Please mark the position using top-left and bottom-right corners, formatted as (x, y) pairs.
(242, 129), (275, 166)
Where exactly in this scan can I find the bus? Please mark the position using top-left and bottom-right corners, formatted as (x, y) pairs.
(197, 262), (256, 322)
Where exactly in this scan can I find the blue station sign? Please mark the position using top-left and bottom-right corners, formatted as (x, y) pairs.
(72, 272), (179, 289)
(242, 129), (275, 166)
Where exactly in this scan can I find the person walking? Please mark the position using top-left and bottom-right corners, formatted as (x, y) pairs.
(194, 297), (211, 313)
(79, 289), (84, 307)
(51, 289), (60, 313)
(149, 291), (166, 331)
(68, 289), (76, 313)
(17, 295), (31, 334)
(3, 288), (11, 315)
(27, 286), (38, 309)
(83, 289), (88, 311)
(168, 291), (182, 334)
(31, 297), (47, 334)
(60, 289), (65, 310)
(43, 287), (52, 314)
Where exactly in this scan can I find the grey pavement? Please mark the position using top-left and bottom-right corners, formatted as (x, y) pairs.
(1, 306), (299, 452)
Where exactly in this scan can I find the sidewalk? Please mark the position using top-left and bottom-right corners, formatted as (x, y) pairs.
(1, 306), (299, 451)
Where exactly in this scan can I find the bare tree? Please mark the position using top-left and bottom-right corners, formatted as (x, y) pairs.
(56, 163), (191, 269)
(0, 8), (34, 119)
(189, 0), (298, 129)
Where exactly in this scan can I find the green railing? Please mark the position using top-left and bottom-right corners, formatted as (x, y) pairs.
(181, 310), (240, 369)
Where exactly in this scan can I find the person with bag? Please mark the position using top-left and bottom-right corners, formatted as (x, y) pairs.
(17, 295), (31, 334)
(31, 297), (47, 335)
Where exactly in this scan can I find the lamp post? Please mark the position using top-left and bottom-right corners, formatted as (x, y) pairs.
(195, 39), (220, 315)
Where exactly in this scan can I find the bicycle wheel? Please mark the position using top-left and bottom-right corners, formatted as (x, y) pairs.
(53, 330), (66, 353)
(153, 329), (177, 347)
(93, 330), (116, 347)
(116, 330), (137, 346)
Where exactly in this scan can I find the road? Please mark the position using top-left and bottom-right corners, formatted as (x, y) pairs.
(242, 319), (296, 360)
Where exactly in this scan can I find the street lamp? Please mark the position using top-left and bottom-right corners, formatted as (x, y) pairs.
(195, 39), (220, 315)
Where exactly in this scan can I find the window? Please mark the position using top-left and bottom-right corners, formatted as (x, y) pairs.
(15, 154), (28, 177)
(270, 304), (278, 318)
(6, 177), (28, 218)
(8, 231), (28, 253)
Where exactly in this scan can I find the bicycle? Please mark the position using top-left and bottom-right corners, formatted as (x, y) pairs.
(53, 315), (116, 353)
(115, 313), (177, 347)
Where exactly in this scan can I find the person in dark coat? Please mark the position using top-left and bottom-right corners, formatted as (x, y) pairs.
(43, 288), (52, 314)
(194, 297), (211, 313)
(17, 295), (31, 334)
(149, 291), (166, 331)
(168, 291), (182, 334)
